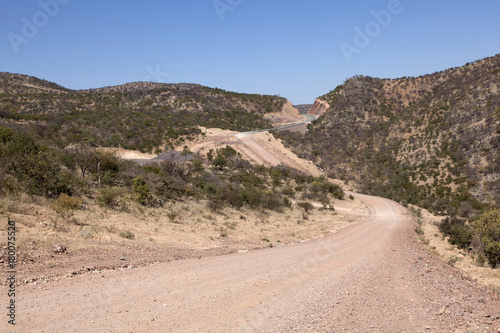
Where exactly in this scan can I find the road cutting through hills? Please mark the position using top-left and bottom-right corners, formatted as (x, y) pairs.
(8, 116), (500, 332)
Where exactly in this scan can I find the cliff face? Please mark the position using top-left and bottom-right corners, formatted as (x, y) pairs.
(307, 99), (330, 116)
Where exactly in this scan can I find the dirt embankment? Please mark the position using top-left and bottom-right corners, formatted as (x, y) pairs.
(263, 100), (303, 127)
(184, 128), (322, 176)
(308, 98), (330, 117)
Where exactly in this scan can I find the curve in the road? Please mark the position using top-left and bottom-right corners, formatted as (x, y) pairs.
(18, 193), (500, 332)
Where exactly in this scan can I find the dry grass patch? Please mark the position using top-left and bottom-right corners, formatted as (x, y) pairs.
(1, 192), (369, 255)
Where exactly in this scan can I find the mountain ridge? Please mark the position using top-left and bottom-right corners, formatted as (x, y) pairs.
(0, 73), (290, 153)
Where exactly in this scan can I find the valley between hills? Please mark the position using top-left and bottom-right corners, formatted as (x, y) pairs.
(0, 54), (499, 332)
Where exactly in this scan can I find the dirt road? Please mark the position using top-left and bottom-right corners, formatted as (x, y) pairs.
(13, 193), (500, 332)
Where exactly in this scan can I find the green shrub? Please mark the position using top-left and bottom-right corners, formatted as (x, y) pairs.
(166, 210), (180, 223)
(156, 176), (187, 201)
(297, 201), (314, 213)
(415, 225), (424, 236)
(324, 181), (345, 200)
(97, 187), (127, 209)
(439, 216), (464, 235)
(0, 174), (20, 195)
(439, 216), (473, 249)
(91, 151), (123, 186)
(238, 186), (262, 208)
(207, 195), (224, 212)
(448, 224), (474, 249)
(309, 181), (324, 199)
(52, 194), (84, 219)
(220, 146), (238, 158)
(230, 170), (263, 186)
(281, 186), (295, 197)
(262, 191), (283, 211)
(473, 209), (500, 268)
(212, 155), (228, 170)
(219, 227), (228, 238)
(319, 195), (331, 209)
(192, 159), (204, 172)
(133, 176), (153, 206)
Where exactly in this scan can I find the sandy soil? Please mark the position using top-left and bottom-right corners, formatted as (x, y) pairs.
(186, 128), (322, 177)
(246, 131), (323, 176)
(0, 195), (367, 287)
(99, 147), (156, 160)
(11, 193), (500, 332)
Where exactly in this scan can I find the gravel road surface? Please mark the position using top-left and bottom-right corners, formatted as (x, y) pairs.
(13, 193), (500, 332)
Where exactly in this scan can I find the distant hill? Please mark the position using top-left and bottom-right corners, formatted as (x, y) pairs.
(277, 54), (500, 212)
(294, 104), (313, 114)
(0, 72), (68, 94)
(0, 74), (287, 153)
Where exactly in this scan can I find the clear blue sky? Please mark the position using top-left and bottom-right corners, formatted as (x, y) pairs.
(1, 0), (499, 104)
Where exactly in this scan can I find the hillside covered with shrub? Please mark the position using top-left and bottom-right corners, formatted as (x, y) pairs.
(0, 125), (343, 212)
(0, 73), (287, 153)
(274, 55), (500, 266)
(277, 55), (499, 213)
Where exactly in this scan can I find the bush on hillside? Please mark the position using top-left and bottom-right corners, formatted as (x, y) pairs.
(473, 209), (500, 268)
(439, 216), (473, 249)
(52, 194), (84, 219)
(133, 176), (153, 206)
(96, 187), (128, 210)
(297, 201), (314, 213)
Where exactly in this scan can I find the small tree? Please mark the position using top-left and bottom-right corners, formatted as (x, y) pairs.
(192, 159), (204, 172)
(66, 144), (95, 179)
(212, 154), (228, 171)
(319, 195), (331, 209)
(181, 146), (193, 161)
(298, 201), (314, 213)
(206, 149), (214, 162)
(133, 176), (153, 206)
(473, 209), (500, 268)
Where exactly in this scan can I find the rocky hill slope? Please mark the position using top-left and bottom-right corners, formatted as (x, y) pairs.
(0, 73), (287, 152)
(278, 55), (500, 213)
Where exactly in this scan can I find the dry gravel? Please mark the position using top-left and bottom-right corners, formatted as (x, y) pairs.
(8, 193), (500, 332)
